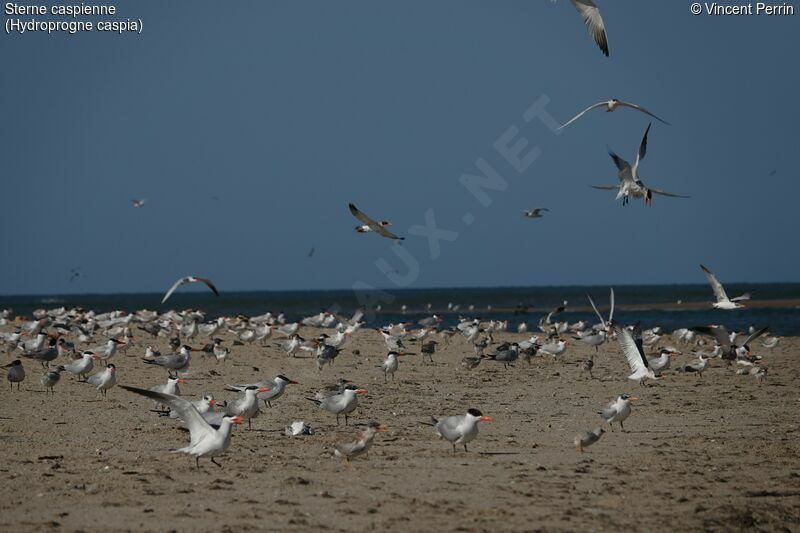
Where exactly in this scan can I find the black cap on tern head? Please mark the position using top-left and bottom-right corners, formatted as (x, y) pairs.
(467, 408), (483, 417)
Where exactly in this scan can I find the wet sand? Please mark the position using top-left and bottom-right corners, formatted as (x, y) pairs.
(1, 328), (798, 532)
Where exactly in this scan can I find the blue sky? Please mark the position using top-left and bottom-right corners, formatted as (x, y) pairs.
(1, 1), (798, 295)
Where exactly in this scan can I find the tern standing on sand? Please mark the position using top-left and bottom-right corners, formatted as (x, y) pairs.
(431, 408), (493, 453)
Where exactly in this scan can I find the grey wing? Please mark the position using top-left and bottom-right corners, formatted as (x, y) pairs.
(335, 439), (364, 456)
(613, 324), (649, 373)
(195, 277), (219, 297)
(617, 101), (671, 126)
(608, 287), (615, 323)
(632, 123), (651, 177)
(558, 102), (607, 130)
(692, 326), (731, 348)
(700, 265), (729, 302)
(648, 187), (690, 198)
(86, 373), (102, 386)
(586, 292), (607, 328)
(742, 326), (769, 346)
(570, 0), (609, 56)
(349, 203), (375, 227)
(435, 416), (462, 440)
(601, 406), (616, 420)
(162, 277), (188, 304)
(731, 292), (752, 302)
(374, 225), (404, 240)
(121, 386), (214, 445)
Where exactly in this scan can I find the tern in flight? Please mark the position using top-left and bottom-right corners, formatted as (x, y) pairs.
(161, 276), (220, 304)
(131, 199), (147, 208)
(348, 203), (404, 240)
(592, 124), (689, 206)
(557, 0), (609, 56)
(558, 99), (670, 130)
(523, 208), (549, 219)
(700, 264), (751, 310)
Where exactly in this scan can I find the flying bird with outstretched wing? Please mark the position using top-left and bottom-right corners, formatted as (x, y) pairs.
(348, 203), (404, 240)
(162, 276), (220, 304)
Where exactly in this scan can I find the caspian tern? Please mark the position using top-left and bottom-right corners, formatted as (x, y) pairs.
(612, 323), (658, 385)
(599, 394), (637, 431)
(333, 422), (387, 462)
(161, 276), (220, 304)
(431, 408), (493, 453)
(121, 385), (244, 468)
(86, 363), (117, 396)
(523, 208), (549, 219)
(63, 351), (97, 381)
(223, 386), (269, 430)
(592, 124), (689, 206)
(306, 385), (367, 425)
(559, 0), (609, 56)
(348, 203), (404, 240)
(558, 99), (670, 130)
(700, 264), (751, 310)
(226, 375), (298, 409)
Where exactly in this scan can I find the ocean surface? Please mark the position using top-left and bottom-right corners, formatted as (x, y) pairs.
(2, 283), (799, 335)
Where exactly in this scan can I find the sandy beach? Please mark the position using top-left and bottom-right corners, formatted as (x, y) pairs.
(1, 324), (798, 532)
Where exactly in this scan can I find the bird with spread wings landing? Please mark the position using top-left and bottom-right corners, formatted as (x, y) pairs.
(699, 265), (751, 310)
(592, 123), (689, 206)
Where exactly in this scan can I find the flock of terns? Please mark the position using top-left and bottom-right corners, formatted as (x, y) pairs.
(2, 0), (778, 476)
(0, 254), (779, 466)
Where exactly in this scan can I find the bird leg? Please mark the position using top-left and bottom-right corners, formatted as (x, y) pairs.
(211, 457), (222, 468)
(195, 457), (201, 469)
(247, 419), (252, 430)
(464, 444), (469, 453)
(620, 421), (625, 432)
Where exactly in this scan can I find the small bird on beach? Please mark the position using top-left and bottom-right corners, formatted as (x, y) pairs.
(333, 421), (387, 462)
(649, 348), (680, 374)
(431, 408), (493, 453)
(348, 203), (404, 240)
(599, 394), (637, 431)
(40, 365), (65, 393)
(558, 99), (670, 130)
(574, 427), (605, 452)
(681, 353), (711, 378)
(420, 340), (438, 363)
(143, 345), (196, 374)
(381, 351), (405, 382)
(582, 355), (594, 379)
(2, 359), (25, 390)
(699, 264), (751, 310)
(121, 385), (244, 468)
(161, 276), (220, 304)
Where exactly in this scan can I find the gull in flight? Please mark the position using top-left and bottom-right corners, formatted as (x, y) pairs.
(592, 123), (689, 206)
(348, 203), (404, 240)
(131, 199), (147, 208)
(556, 0), (609, 56)
(700, 264), (751, 310)
(523, 208), (549, 219)
(558, 99), (670, 130)
(162, 276), (220, 304)
(612, 323), (658, 385)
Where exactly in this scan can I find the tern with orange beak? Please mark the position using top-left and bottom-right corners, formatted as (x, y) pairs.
(431, 408), (493, 453)
(224, 385), (269, 430)
(86, 363), (117, 396)
(121, 385), (244, 468)
(599, 394), (637, 431)
(63, 351), (98, 381)
(226, 374), (298, 409)
(307, 384), (367, 425)
(381, 351), (405, 382)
